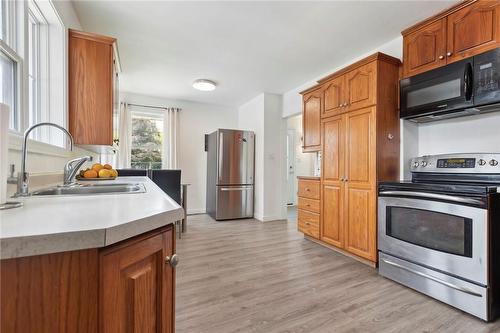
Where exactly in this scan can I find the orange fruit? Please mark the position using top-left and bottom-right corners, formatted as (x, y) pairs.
(92, 163), (104, 172)
(98, 169), (112, 178)
(83, 169), (98, 178)
(103, 164), (113, 170)
(109, 169), (118, 178)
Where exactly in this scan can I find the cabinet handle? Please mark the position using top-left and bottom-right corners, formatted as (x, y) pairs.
(305, 222), (311, 225)
(165, 254), (179, 267)
(306, 188), (310, 191)
(446, 52), (452, 57)
(438, 55), (445, 60)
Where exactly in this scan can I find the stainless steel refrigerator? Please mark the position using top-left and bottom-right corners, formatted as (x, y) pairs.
(205, 129), (255, 220)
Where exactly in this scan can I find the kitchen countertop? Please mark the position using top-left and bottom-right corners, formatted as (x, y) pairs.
(0, 176), (184, 259)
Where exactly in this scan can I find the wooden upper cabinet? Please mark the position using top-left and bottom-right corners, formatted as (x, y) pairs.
(402, 0), (500, 78)
(323, 76), (345, 117)
(345, 62), (377, 111)
(69, 29), (116, 146)
(302, 89), (322, 152)
(100, 227), (175, 333)
(403, 19), (447, 77)
(446, 0), (500, 62)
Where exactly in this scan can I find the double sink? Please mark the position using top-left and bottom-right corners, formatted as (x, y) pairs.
(30, 183), (146, 197)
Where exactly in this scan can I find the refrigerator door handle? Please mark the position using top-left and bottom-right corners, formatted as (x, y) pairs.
(218, 131), (224, 182)
(220, 187), (253, 191)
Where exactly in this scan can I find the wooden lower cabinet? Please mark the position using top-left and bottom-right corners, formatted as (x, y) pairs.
(100, 226), (175, 333)
(0, 225), (176, 333)
(297, 177), (321, 239)
(321, 184), (343, 248)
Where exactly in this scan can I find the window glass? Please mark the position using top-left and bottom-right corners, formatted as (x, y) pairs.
(131, 113), (163, 169)
(28, 11), (39, 132)
(0, 49), (17, 130)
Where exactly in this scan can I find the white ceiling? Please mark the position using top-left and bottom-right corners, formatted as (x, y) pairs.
(72, 1), (457, 107)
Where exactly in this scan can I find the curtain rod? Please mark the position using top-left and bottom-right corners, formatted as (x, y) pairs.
(124, 102), (181, 111)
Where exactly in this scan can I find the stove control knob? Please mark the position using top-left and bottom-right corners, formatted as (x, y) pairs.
(421, 161), (428, 167)
(413, 161), (419, 168)
(478, 159), (487, 166)
(490, 159), (499, 166)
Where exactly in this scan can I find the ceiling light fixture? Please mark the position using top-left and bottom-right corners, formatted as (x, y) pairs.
(192, 79), (216, 91)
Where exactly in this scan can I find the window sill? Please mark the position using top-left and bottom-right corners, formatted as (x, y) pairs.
(8, 130), (72, 158)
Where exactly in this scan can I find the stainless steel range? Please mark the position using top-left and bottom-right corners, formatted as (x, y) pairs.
(378, 153), (500, 321)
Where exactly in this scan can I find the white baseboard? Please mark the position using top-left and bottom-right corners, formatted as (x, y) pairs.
(186, 208), (206, 215)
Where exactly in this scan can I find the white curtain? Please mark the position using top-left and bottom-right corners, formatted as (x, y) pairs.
(117, 102), (132, 168)
(162, 107), (180, 169)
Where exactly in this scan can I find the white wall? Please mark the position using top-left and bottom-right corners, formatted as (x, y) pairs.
(417, 112), (500, 155)
(238, 93), (286, 221)
(121, 92), (238, 214)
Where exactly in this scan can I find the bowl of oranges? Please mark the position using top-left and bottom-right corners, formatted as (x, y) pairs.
(76, 163), (119, 181)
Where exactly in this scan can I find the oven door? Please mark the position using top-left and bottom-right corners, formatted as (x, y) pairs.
(400, 58), (473, 120)
(378, 194), (487, 285)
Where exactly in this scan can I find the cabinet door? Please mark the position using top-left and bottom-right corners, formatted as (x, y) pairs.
(69, 30), (114, 145)
(323, 76), (345, 117)
(321, 116), (344, 247)
(403, 19), (447, 77)
(100, 227), (175, 333)
(344, 107), (377, 262)
(345, 62), (377, 111)
(302, 91), (322, 152)
(446, 1), (500, 63)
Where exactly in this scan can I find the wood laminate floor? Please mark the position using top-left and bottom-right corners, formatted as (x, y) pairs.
(176, 214), (500, 333)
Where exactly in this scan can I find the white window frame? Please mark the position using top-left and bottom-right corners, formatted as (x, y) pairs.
(0, 39), (23, 132)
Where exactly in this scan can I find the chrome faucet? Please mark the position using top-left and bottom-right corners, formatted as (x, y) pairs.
(64, 155), (92, 185)
(16, 122), (74, 196)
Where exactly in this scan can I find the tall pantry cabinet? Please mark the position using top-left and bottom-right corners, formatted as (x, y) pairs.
(300, 53), (401, 264)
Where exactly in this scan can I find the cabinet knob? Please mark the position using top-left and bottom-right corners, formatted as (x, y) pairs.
(343, 102), (348, 107)
(305, 222), (311, 225)
(438, 55), (445, 60)
(338, 103), (342, 107)
(446, 52), (452, 57)
(306, 188), (310, 191)
(165, 254), (179, 267)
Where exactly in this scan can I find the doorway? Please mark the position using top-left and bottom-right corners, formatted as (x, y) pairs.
(285, 114), (316, 222)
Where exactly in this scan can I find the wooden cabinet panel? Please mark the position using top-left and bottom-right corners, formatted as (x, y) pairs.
(298, 209), (320, 238)
(346, 108), (375, 185)
(345, 62), (377, 111)
(323, 76), (345, 117)
(403, 19), (447, 77)
(446, 0), (500, 62)
(345, 187), (376, 261)
(69, 29), (115, 145)
(100, 227), (174, 333)
(321, 184), (343, 247)
(297, 179), (320, 200)
(322, 116), (344, 183)
(1, 250), (99, 333)
(298, 197), (320, 213)
(302, 91), (322, 152)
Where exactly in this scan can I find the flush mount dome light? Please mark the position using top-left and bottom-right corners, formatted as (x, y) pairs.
(192, 79), (216, 91)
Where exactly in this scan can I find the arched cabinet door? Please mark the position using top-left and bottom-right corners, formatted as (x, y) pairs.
(402, 19), (447, 78)
(323, 75), (345, 117)
(345, 62), (377, 112)
(446, 0), (500, 63)
(302, 90), (322, 152)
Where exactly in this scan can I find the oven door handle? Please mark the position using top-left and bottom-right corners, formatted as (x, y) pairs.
(379, 190), (483, 206)
(380, 258), (483, 297)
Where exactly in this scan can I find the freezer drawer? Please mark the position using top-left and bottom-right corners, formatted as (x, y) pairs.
(216, 185), (253, 220)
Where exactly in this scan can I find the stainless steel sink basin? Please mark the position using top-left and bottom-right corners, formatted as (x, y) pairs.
(30, 183), (146, 196)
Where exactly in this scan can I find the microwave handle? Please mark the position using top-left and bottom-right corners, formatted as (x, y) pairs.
(464, 62), (473, 101)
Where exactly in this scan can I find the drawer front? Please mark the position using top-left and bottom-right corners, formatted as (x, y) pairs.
(298, 209), (320, 238)
(297, 197), (320, 213)
(297, 180), (320, 199)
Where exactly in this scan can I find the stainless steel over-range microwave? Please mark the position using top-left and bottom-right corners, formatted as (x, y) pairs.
(400, 48), (500, 123)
